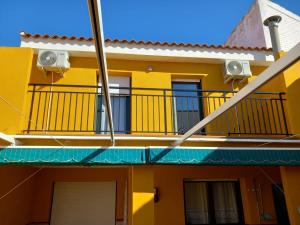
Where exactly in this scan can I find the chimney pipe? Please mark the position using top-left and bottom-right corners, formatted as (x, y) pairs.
(263, 15), (282, 56)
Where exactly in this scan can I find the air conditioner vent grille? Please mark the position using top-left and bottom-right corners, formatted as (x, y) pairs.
(224, 60), (252, 83)
(227, 61), (243, 75)
(39, 51), (57, 66)
(37, 49), (70, 72)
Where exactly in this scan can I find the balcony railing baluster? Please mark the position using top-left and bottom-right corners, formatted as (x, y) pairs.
(25, 84), (290, 137)
(163, 90), (167, 135)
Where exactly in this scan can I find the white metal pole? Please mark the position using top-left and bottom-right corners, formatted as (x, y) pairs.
(87, 0), (115, 145)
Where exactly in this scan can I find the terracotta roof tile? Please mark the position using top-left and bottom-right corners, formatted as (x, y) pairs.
(20, 31), (272, 51)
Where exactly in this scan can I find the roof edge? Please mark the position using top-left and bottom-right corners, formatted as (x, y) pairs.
(20, 31), (272, 52)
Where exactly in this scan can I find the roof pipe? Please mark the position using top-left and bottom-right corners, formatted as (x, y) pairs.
(263, 15), (282, 56)
(87, 0), (115, 145)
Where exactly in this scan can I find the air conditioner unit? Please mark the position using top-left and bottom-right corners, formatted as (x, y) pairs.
(224, 60), (252, 83)
(37, 49), (70, 72)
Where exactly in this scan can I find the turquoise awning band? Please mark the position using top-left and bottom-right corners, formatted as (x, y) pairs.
(0, 147), (146, 165)
(1, 147), (300, 166)
(149, 147), (300, 166)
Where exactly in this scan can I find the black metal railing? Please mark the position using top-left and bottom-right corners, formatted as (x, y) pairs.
(25, 84), (290, 136)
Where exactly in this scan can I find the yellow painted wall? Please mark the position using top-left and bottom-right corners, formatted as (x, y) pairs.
(0, 47), (33, 134)
(0, 164), (285, 225)
(30, 167), (127, 223)
(24, 56), (98, 134)
(0, 49), (100, 135)
(281, 59), (300, 134)
(0, 47), (289, 137)
(1, 47), (299, 225)
(153, 165), (281, 225)
(280, 166), (300, 225)
(131, 71), (172, 134)
(249, 55), (300, 137)
(107, 59), (275, 136)
(0, 166), (127, 224)
(0, 47), (295, 137)
(24, 56), (281, 136)
(0, 166), (37, 225)
(130, 166), (154, 225)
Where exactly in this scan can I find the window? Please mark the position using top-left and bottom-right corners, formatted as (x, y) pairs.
(184, 181), (244, 225)
(96, 76), (131, 134)
(172, 82), (204, 134)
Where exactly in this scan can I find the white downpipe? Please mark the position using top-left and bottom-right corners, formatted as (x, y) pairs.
(231, 80), (241, 136)
(124, 179), (128, 225)
(45, 72), (54, 132)
(172, 42), (300, 147)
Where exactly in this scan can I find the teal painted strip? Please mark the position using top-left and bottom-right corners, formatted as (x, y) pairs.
(0, 147), (146, 165)
(1, 147), (300, 166)
(149, 148), (300, 165)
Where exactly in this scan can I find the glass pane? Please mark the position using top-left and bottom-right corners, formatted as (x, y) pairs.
(96, 95), (130, 134)
(172, 83), (203, 134)
(111, 95), (130, 133)
(184, 182), (210, 225)
(212, 182), (239, 224)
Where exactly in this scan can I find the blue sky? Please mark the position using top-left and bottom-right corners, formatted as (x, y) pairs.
(0, 0), (299, 46)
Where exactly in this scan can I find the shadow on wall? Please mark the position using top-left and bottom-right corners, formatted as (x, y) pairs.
(285, 76), (300, 134)
(148, 147), (300, 166)
(131, 195), (154, 225)
(0, 166), (129, 225)
(0, 166), (37, 225)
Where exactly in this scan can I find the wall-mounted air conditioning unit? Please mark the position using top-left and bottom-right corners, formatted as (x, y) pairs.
(37, 49), (70, 72)
(224, 60), (252, 83)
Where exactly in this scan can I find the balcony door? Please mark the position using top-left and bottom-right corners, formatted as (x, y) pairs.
(172, 82), (204, 134)
(96, 76), (130, 134)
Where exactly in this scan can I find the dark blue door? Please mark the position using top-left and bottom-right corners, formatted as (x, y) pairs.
(172, 82), (204, 134)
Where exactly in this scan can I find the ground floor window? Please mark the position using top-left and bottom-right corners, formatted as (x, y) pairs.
(184, 181), (244, 225)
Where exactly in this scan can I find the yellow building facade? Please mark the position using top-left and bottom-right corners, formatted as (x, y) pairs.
(0, 33), (300, 225)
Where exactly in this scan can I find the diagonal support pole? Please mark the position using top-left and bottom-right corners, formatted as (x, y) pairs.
(0, 132), (16, 145)
(87, 0), (115, 145)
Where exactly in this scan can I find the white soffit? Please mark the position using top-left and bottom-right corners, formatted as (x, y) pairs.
(20, 38), (274, 65)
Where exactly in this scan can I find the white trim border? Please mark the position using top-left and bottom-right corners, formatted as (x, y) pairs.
(20, 38), (274, 65)
(11, 134), (300, 144)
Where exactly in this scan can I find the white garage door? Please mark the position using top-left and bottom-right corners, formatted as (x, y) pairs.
(50, 182), (116, 225)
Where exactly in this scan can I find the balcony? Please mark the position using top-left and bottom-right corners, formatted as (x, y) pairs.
(25, 84), (289, 137)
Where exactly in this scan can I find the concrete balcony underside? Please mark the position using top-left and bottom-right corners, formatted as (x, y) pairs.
(10, 134), (300, 148)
